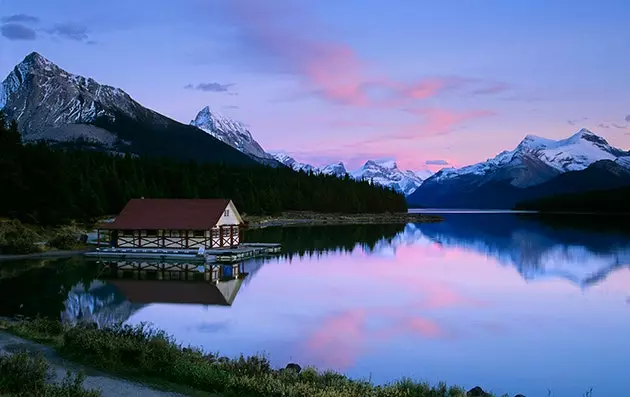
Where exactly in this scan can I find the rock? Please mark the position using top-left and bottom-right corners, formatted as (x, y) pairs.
(285, 363), (302, 373)
(467, 386), (490, 396)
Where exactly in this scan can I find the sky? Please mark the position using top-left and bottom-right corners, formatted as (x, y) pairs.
(1, 0), (629, 171)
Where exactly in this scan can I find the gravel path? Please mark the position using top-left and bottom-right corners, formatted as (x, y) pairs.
(0, 331), (187, 397)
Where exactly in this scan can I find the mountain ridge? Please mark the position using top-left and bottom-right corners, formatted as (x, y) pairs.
(408, 128), (630, 208)
(190, 106), (282, 167)
(0, 52), (258, 166)
(272, 153), (429, 195)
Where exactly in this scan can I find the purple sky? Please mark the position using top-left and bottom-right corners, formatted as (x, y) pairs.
(1, 0), (629, 171)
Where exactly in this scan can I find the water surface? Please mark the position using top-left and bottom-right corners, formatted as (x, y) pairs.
(1, 215), (629, 397)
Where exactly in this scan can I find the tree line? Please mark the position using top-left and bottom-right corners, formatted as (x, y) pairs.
(0, 112), (407, 226)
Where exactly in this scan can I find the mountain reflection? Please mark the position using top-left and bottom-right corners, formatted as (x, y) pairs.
(1, 217), (628, 328)
(405, 214), (630, 288)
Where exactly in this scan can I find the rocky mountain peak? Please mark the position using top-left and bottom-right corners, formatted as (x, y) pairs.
(190, 106), (273, 160)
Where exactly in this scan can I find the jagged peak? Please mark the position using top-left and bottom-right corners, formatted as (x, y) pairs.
(17, 52), (57, 72)
(568, 127), (609, 145)
(192, 106), (248, 130)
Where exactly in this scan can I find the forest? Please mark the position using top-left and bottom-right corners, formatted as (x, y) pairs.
(0, 112), (407, 226)
(514, 186), (630, 213)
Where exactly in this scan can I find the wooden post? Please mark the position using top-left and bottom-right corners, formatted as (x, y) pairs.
(97, 229), (100, 249)
(219, 226), (224, 247)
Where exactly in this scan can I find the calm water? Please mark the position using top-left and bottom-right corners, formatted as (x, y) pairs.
(1, 215), (630, 397)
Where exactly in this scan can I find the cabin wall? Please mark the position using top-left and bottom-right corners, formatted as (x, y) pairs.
(115, 226), (240, 248)
(216, 201), (243, 226)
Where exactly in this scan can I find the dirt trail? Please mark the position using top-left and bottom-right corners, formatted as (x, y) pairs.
(0, 331), (186, 397)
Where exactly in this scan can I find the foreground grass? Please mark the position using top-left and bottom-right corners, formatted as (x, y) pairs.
(0, 351), (100, 397)
(1, 318), (502, 397)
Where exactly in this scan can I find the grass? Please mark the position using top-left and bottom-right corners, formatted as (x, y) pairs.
(1, 318), (503, 397)
(0, 351), (101, 397)
(0, 219), (91, 255)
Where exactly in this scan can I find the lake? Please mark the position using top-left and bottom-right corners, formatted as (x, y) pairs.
(1, 214), (629, 397)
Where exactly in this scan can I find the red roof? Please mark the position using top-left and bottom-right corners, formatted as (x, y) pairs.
(100, 199), (233, 230)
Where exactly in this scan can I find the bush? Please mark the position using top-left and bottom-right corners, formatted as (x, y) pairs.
(11, 320), (488, 397)
(48, 231), (79, 250)
(0, 219), (40, 254)
(0, 351), (101, 396)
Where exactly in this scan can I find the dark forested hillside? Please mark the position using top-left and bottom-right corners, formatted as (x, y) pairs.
(514, 186), (630, 213)
(0, 112), (407, 225)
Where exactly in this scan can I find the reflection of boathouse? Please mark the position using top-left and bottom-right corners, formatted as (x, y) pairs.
(97, 260), (247, 306)
(98, 198), (244, 249)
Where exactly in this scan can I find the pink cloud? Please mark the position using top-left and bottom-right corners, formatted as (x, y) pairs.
(222, 0), (480, 108)
(403, 107), (497, 136)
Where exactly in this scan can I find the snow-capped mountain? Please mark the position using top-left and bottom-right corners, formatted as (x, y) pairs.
(433, 128), (628, 187)
(271, 152), (319, 173)
(351, 160), (425, 196)
(408, 128), (630, 208)
(271, 154), (427, 195)
(321, 162), (348, 177)
(0, 52), (141, 145)
(0, 52), (257, 166)
(190, 106), (275, 162)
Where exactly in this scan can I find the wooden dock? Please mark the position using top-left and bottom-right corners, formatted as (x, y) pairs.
(84, 242), (281, 263)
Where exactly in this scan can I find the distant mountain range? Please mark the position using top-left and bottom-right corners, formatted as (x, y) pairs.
(0, 52), (262, 167)
(408, 129), (630, 208)
(271, 154), (431, 196)
(0, 52), (432, 195)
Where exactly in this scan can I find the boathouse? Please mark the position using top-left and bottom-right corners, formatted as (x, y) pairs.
(98, 198), (244, 249)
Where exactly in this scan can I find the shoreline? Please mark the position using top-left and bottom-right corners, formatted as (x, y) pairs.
(0, 247), (92, 262)
(244, 211), (443, 229)
(0, 318), (504, 397)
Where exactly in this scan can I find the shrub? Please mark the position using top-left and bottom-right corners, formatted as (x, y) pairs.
(10, 320), (490, 397)
(0, 219), (40, 254)
(48, 231), (79, 250)
(0, 351), (100, 397)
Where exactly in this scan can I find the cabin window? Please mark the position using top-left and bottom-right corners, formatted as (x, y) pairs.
(122, 230), (133, 236)
(224, 209), (230, 217)
(212, 228), (219, 237)
(146, 230), (158, 237)
(193, 230), (205, 237)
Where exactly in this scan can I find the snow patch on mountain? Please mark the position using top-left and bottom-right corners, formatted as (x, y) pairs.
(272, 154), (428, 195)
(321, 162), (348, 177)
(271, 152), (319, 173)
(0, 52), (144, 140)
(190, 106), (273, 160)
(432, 128), (630, 185)
(351, 160), (425, 196)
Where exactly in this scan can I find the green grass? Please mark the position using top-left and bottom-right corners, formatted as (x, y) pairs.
(0, 351), (100, 397)
(1, 318), (506, 397)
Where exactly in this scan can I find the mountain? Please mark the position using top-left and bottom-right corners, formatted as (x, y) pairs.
(351, 160), (425, 196)
(190, 106), (281, 166)
(320, 162), (348, 177)
(271, 154), (427, 195)
(408, 129), (630, 208)
(0, 52), (257, 166)
(271, 152), (319, 174)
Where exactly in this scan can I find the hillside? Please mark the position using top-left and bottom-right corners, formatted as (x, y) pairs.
(0, 112), (407, 225)
(515, 186), (630, 213)
(0, 52), (257, 166)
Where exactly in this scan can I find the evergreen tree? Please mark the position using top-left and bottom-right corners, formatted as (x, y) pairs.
(0, 117), (408, 225)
